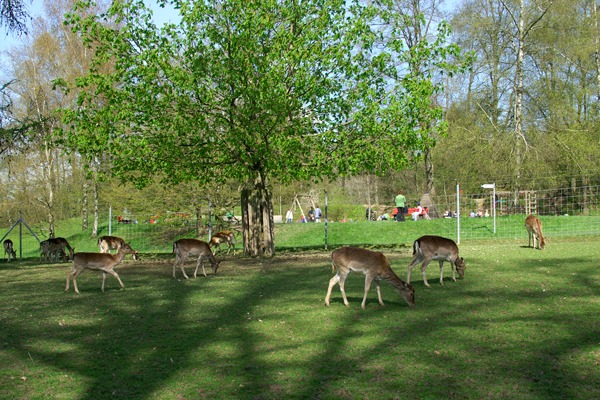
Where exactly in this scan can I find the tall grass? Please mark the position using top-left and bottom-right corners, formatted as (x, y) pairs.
(1, 238), (599, 399)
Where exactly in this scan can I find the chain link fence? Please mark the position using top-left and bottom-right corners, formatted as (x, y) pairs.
(94, 184), (600, 253)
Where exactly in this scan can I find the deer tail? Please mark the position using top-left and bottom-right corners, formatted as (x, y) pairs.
(412, 240), (420, 256)
(330, 252), (337, 274)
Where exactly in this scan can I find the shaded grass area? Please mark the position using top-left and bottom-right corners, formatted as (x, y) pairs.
(1, 238), (599, 399)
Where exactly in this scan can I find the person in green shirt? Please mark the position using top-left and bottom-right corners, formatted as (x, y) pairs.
(394, 190), (407, 222)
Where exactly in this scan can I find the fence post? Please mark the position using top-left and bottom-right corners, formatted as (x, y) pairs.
(324, 189), (328, 250)
(19, 211), (22, 259)
(109, 206), (112, 236)
(208, 200), (212, 241)
(456, 182), (460, 245)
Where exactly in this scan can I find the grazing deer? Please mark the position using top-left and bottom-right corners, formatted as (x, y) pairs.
(325, 247), (415, 309)
(3, 239), (16, 262)
(407, 235), (466, 288)
(65, 241), (138, 294)
(39, 239), (67, 263)
(525, 215), (546, 250)
(98, 235), (139, 260)
(46, 237), (75, 262)
(40, 240), (52, 263)
(172, 239), (221, 279)
(208, 230), (236, 255)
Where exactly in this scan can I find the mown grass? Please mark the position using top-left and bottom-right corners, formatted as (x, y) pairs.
(1, 238), (599, 399)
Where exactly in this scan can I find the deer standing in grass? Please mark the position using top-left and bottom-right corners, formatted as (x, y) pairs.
(325, 247), (415, 309)
(98, 235), (139, 260)
(407, 235), (466, 288)
(209, 230), (236, 255)
(525, 215), (546, 250)
(40, 240), (52, 263)
(172, 239), (221, 279)
(3, 239), (16, 262)
(65, 241), (138, 294)
(44, 238), (75, 263)
(39, 238), (73, 263)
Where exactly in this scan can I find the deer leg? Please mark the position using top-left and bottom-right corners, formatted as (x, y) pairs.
(338, 271), (350, 307)
(437, 260), (447, 284)
(361, 275), (377, 309)
(101, 272), (107, 292)
(421, 260), (432, 288)
(104, 269), (125, 290)
(374, 279), (384, 307)
(232, 243), (236, 256)
(173, 253), (182, 279)
(179, 255), (190, 279)
(65, 268), (75, 292)
(406, 254), (424, 284)
(325, 273), (340, 306)
(71, 267), (86, 295)
(194, 256), (208, 278)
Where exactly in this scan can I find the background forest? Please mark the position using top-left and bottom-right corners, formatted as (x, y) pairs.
(0, 0), (599, 240)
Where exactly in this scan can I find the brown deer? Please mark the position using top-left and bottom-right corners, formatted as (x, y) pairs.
(325, 247), (415, 309)
(65, 241), (138, 294)
(39, 239), (70, 263)
(40, 240), (52, 263)
(172, 239), (221, 279)
(525, 215), (546, 250)
(3, 239), (16, 262)
(98, 236), (139, 260)
(208, 230), (236, 255)
(47, 237), (75, 262)
(407, 235), (466, 288)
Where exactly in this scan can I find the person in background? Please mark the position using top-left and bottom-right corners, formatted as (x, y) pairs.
(412, 202), (423, 221)
(308, 207), (315, 222)
(285, 208), (294, 223)
(394, 190), (407, 222)
(314, 205), (322, 222)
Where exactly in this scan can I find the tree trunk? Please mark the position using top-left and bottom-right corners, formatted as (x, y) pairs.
(92, 180), (99, 238)
(424, 144), (435, 195)
(514, 0), (525, 185)
(44, 146), (55, 238)
(82, 179), (89, 231)
(241, 175), (274, 257)
(594, 0), (600, 103)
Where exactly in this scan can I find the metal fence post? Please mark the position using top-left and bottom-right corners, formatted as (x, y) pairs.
(208, 200), (212, 241)
(456, 182), (460, 245)
(324, 189), (328, 250)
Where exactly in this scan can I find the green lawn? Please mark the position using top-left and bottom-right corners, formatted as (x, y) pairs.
(1, 238), (599, 399)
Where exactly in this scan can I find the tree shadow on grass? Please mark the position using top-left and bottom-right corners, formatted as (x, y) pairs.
(1, 251), (599, 399)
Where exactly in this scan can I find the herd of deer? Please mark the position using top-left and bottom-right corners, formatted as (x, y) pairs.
(3, 215), (546, 302)
(326, 214), (545, 308)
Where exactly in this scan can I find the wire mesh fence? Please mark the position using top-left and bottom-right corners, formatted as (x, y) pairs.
(96, 184), (600, 253)
(105, 209), (242, 253)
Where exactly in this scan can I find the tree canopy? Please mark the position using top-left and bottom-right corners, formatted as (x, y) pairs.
(58, 0), (468, 254)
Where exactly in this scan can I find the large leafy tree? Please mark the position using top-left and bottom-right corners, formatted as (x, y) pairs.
(59, 0), (465, 255)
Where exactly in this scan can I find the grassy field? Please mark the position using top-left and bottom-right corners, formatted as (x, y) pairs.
(1, 237), (599, 399)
